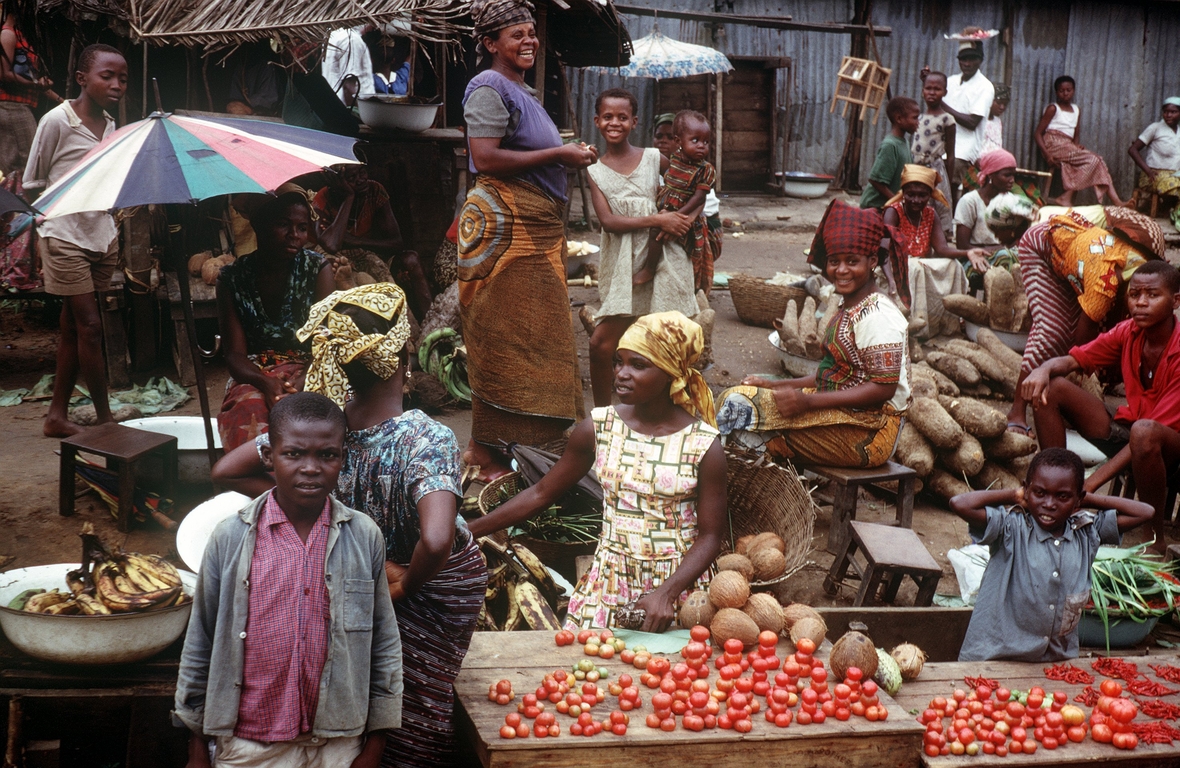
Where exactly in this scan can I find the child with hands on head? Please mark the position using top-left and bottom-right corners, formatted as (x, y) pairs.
(175, 392), (401, 768)
(584, 90), (699, 408)
(952, 448), (1152, 662)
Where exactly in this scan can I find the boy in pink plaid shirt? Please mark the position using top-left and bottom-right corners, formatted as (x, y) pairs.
(175, 393), (402, 767)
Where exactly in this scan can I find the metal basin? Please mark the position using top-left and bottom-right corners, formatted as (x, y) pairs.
(963, 321), (1028, 353)
(0, 563), (196, 665)
(777, 171), (833, 199)
(357, 98), (441, 133)
(769, 330), (821, 378)
(121, 416), (221, 485)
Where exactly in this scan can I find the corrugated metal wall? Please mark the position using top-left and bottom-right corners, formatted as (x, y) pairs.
(566, 0), (1180, 192)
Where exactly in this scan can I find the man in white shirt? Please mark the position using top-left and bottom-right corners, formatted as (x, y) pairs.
(941, 42), (994, 196)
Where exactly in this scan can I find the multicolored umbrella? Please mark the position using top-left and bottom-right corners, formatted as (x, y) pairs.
(35, 113), (360, 219)
(583, 30), (732, 80)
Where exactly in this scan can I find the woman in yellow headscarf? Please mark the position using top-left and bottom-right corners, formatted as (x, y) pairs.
(469, 311), (726, 633)
(882, 163), (990, 338)
(212, 283), (487, 767)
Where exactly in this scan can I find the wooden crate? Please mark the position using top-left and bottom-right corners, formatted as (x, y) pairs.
(455, 631), (924, 768)
(829, 56), (891, 125)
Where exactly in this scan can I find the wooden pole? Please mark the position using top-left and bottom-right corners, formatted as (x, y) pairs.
(142, 42), (148, 118)
(534, 1), (547, 96)
(715, 71), (724, 193)
(4, 697), (21, 768)
(835, 0), (872, 191)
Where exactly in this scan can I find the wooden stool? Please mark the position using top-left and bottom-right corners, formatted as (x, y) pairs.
(804, 460), (916, 555)
(60, 423), (178, 532)
(823, 521), (941, 606)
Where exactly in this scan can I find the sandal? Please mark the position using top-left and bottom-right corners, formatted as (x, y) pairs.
(1006, 422), (1033, 436)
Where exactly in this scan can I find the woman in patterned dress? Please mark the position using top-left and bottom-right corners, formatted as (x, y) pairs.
(468, 311), (726, 632)
(213, 283), (487, 768)
(216, 191), (335, 451)
(717, 200), (912, 469)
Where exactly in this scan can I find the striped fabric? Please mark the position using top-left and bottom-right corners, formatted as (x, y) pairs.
(383, 538), (487, 768)
(1018, 223), (1080, 375)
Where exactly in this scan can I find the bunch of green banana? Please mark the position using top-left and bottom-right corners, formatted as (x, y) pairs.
(417, 327), (472, 403)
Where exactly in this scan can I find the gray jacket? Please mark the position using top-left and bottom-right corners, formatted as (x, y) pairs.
(173, 493), (402, 737)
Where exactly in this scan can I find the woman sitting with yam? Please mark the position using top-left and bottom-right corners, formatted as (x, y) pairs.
(716, 200), (911, 469)
(881, 164), (988, 339)
(216, 190), (335, 451)
(469, 312), (726, 633)
(1005, 205), (1164, 436)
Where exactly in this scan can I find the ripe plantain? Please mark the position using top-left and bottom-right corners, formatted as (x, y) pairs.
(24, 589), (71, 613)
(123, 559), (168, 593)
(510, 542), (560, 604)
(8, 589), (45, 611)
(75, 593), (112, 615)
(515, 580), (562, 630)
(65, 569), (87, 595)
(138, 554), (183, 588)
(43, 599), (81, 615)
(502, 580), (523, 631)
(95, 562), (180, 612)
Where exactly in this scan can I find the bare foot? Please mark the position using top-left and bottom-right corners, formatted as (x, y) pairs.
(633, 267), (655, 285)
(44, 416), (84, 438)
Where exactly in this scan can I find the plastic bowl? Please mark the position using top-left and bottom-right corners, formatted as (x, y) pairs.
(357, 98), (441, 133)
(963, 321), (1028, 353)
(778, 172), (833, 199)
(0, 563), (196, 665)
(1078, 612), (1159, 649)
(769, 330), (821, 378)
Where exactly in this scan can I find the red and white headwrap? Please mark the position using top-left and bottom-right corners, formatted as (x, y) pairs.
(978, 149), (1017, 183)
(807, 199), (886, 270)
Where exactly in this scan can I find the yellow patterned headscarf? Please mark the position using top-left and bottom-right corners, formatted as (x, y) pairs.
(884, 164), (950, 208)
(618, 311), (716, 427)
(296, 283), (412, 406)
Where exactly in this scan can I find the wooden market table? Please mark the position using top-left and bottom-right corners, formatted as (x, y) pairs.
(891, 653), (1180, 767)
(454, 631), (925, 768)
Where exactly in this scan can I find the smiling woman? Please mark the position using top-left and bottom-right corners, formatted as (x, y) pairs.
(458, 0), (598, 479)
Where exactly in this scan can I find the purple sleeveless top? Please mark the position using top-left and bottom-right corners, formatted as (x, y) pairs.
(463, 70), (567, 202)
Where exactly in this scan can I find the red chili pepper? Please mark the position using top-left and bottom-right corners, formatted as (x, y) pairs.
(1126, 677), (1180, 697)
(1150, 663), (1180, 684)
(1131, 720), (1180, 744)
(1138, 698), (1180, 720)
(1073, 685), (1100, 706)
(1091, 656), (1141, 681)
(964, 674), (1000, 690)
(1045, 663), (1094, 684)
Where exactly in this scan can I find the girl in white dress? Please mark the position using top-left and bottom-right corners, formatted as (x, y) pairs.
(585, 89), (699, 407)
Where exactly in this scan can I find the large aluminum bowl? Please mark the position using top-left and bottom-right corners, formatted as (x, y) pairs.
(0, 563), (196, 665)
(963, 321), (1028, 353)
(357, 98), (441, 133)
(769, 330), (821, 378)
(777, 171), (833, 199)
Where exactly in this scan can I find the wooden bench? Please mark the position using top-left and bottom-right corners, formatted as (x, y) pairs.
(802, 460), (916, 555)
(823, 520), (941, 607)
(60, 423), (177, 532)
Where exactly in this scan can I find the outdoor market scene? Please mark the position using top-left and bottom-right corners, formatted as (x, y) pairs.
(6, 0), (1180, 766)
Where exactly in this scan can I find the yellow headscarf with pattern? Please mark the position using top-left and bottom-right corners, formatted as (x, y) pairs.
(617, 311), (716, 427)
(884, 164), (950, 208)
(296, 283), (412, 406)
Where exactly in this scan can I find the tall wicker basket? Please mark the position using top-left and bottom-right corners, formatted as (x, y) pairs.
(728, 273), (808, 329)
(723, 447), (816, 586)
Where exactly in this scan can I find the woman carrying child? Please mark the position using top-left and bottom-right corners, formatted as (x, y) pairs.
(716, 200), (911, 469)
(1128, 97), (1180, 230)
(213, 283), (486, 768)
(882, 165), (987, 339)
(468, 311), (726, 632)
(1035, 75), (1124, 206)
(217, 189), (335, 451)
(584, 89), (699, 407)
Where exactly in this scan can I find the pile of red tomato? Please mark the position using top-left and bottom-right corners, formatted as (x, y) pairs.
(1088, 679), (1141, 750)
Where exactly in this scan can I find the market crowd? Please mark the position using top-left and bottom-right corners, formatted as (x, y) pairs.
(3, 1), (1180, 765)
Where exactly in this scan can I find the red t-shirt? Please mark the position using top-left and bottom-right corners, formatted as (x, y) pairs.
(1070, 317), (1180, 430)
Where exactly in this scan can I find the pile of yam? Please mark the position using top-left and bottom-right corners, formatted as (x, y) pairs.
(940, 263), (1030, 334)
(776, 295), (837, 361)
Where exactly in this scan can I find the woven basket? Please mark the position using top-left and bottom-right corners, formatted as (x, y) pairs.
(728, 273), (808, 329)
(723, 447), (816, 587)
(477, 471), (597, 583)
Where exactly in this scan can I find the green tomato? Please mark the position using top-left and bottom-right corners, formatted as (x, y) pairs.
(633, 645), (648, 653)
(597, 667), (610, 679)
(574, 670), (586, 680)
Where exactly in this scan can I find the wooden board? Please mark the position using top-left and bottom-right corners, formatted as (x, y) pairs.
(890, 654), (1180, 767)
(456, 631), (924, 768)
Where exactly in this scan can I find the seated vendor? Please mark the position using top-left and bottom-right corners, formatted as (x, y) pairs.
(1021, 260), (1180, 554)
(717, 199), (911, 469)
(881, 164), (988, 339)
(314, 163), (432, 320)
(216, 190), (335, 451)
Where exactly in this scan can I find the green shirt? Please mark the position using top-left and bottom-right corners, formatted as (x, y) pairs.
(860, 133), (912, 210)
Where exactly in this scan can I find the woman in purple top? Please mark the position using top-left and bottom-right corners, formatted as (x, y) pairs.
(458, 0), (597, 479)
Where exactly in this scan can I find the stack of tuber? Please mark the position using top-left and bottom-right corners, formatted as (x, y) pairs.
(776, 295), (837, 363)
(941, 263), (1030, 334)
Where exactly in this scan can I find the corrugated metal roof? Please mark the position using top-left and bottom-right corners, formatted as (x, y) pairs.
(566, 0), (1180, 195)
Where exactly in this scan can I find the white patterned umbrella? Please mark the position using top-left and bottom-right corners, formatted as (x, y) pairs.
(582, 29), (732, 79)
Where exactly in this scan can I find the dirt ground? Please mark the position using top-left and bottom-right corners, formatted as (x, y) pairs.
(0, 216), (984, 609)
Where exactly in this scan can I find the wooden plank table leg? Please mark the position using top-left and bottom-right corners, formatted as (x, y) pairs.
(826, 481), (859, 555)
(896, 476), (915, 529)
(914, 573), (940, 607)
(824, 536), (856, 596)
(854, 562), (885, 606)
(59, 444), (77, 518)
(882, 570), (905, 604)
(116, 460), (135, 533)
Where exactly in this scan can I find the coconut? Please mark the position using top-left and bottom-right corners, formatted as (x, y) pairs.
(742, 593), (784, 634)
(707, 570), (750, 610)
(749, 548), (787, 581)
(873, 648), (903, 696)
(788, 616), (827, 648)
(678, 589), (715, 629)
(710, 608), (760, 649)
(746, 532), (786, 556)
(891, 643), (927, 680)
(734, 535), (756, 554)
(780, 603), (822, 631)
(715, 553), (754, 582)
(829, 631), (879, 681)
